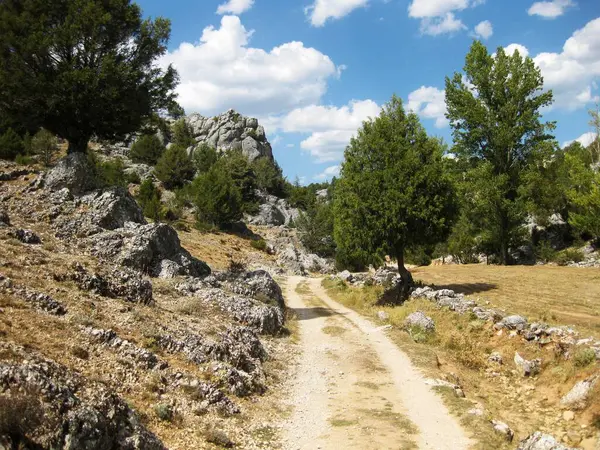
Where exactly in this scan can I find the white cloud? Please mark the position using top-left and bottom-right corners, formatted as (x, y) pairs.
(216, 0), (254, 15)
(408, 0), (483, 36)
(533, 17), (600, 110)
(407, 86), (448, 128)
(306, 0), (369, 27)
(504, 43), (530, 57)
(420, 13), (466, 36)
(314, 165), (340, 180)
(562, 131), (598, 148)
(473, 20), (493, 40)
(161, 16), (340, 116)
(266, 100), (380, 162)
(528, 0), (575, 18)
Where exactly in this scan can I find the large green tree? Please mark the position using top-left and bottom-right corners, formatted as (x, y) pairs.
(333, 95), (457, 300)
(0, 0), (179, 153)
(445, 41), (554, 264)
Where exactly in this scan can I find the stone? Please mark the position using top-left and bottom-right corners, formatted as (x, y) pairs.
(496, 315), (528, 330)
(491, 420), (514, 442)
(562, 410), (575, 421)
(377, 311), (390, 321)
(404, 311), (435, 333)
(80, 187), (146, 230)
(517, 431), (575, 450)
(560, 376), (598, 409)
(10, 228), (41, 244)
(488, 352), (503, 365)
(338, 270), (354, 282)
(514, 352), (542, 377)
(210, 269), (285, 309)
(245, 192), (299, 227)
(45, 152), (97, 195)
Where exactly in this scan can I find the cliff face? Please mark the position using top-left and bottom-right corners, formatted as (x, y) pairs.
(186, 109), (274, 162)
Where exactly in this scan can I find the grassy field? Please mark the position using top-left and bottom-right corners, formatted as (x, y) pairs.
(411, 264), (600, 337)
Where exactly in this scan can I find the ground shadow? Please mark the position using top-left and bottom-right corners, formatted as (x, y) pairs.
(290, 306), (343, 321)
(427, 282), (498, 296)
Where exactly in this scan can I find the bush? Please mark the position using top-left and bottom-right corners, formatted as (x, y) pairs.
(296, 202), (335, 257)
(251, 239), (267, 252)
(154, 403), (173, 421)
(96, 157), (127, 187)
(192, 143), (218, 174)
(154, 144), (195, 190)
(171, 119), (195, 148)
(228, 258), (246, 273)
(251, 157), (287, 197)
(573, 348), (597, 367)
(535, 240), (557, 263)
(554, 248), (585, 266)
(137, 178), (162, 222)
(31, 128), (58, 166)
(129, 134), (165, 165)
(405, 247), (432, 266)
(202, 425), (234, 448)
(15, 153), (34, 165)
(0, 128), (24, 160)
(194, 167), (243, 228)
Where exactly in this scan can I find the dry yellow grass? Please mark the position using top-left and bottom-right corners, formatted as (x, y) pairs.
(412, 264), (600, 337)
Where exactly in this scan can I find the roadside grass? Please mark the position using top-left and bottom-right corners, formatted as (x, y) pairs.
(412, 264), (600, 338)
(322, 277), (600, 449)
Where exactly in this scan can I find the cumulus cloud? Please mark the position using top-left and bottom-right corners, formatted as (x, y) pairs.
(562, 131), (598, 148)
(314, 165), (341, 180)
(265, 100), (380, 162)
(161, 16), (340, 116)
(407, 86), (448, 128)
(408, 0), (483, 36)
(216, 0), (254, 15)
(472, 20), (493, 40)
(528, 0), (575, 18)
(504, 43), (530, 57)
(305, 0), (370, 27)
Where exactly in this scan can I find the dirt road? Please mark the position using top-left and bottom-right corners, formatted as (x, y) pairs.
(282, 276), (472, 450)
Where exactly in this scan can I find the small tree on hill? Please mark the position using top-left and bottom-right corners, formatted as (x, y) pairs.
(0, 128), (24, 160)
(0, 0), (179, 153)
(192, 143), (219, 174)
(31, 128), (58, 166)
(154, 144), (195, 190)
(129, 134), (165, 165)
(171, 119), (195, 148)
(194, 168), (243, 229)
(333, 95), (457, 301)
(138, 178), (162, 222)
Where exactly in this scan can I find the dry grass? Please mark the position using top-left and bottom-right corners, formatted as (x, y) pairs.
(322, 277), (600, 449)
(412, 264), (600, 337)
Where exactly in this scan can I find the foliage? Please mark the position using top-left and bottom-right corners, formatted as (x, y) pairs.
(573, 348), (597, 368)
(154, 403), (173, 422)
(194, 167), (243, 228)
(31, 128), (58, 166)
(89, 154), (127, 187)
(171, 119), (195, 148)
(0, 0), (180, 153)
(130, 134), (165, 165)
(250, 239), (268, 252)
(588, 103), (600, 165)
(296, 201), (335, 257)
(286, 178), (330, 210)
(535, 240), (557, 264)
(251, 157), (287, 197)
(567, 155), (600, 239)
(447, 213), (480, 264)
(154, 144), (194, 190)
(212, 150), (258, 213)
(554, 248), (585, 266)
(0, 127), (24, 160)
(137, 178), (162, 222)
(333, 95), (457, 298)
(192, 143), (219, 174)
(405, 248), (432, 267)
(445, 41), (554, 264)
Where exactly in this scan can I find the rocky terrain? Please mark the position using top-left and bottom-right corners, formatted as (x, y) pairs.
(0, 157), (295, 449)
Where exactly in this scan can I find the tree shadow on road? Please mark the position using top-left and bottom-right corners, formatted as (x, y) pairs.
(290, 306), (343, 321)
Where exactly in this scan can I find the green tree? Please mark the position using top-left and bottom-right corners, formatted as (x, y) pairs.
(445, 41), (554, 264)
(214, 151), (258, 213)
(154, 144), (195, 190)
(137, 178), (162, 222)
(192, 143), (219, 174)
(171, 119), (195, 148)
(567, 153), (600, 240)
(129, 134), (165, 165)
(194, 168), (243, 228)
(333, 95), (457, 300)
(251, 157), (287, 197)
(31, 128), (58, 166)
(0, 0), (179, 153)
(296, 201), (335, 257)
(0, 128), (24, 160)
(588, 103), (600, 165)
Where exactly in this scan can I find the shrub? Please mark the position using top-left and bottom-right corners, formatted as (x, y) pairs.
(554, 248), (585, 266)
(251, 157), (287, 197)
(15, 154), (34, 165)
(573, 348), (597, 368)
(31, 128), (58, 166)
(137, 178), (162, 222)
(0, 128), (24, 160)
(202, 425), (234, 448)
(251, 239), (267, 251)
(71, 346), (90, 360)
(129, 134), (165, 165)
(97, 157), (127, 187)
(154, 403), (173, 421)
(194, 168), (243, 228)
(171, 119), (195, 148)
(191, 143), (219, 174)
(228, 258), (246, 273)
(535, 240), (557, 263)
(0, 393), (43, 444)
(125, 171), (141, 185)
(405, 247), (432, 266)
(154, 144), (195, 190)
(296, 202), (335, 257)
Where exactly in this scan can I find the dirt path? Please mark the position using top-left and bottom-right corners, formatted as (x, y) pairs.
(282, 276), (473, 450)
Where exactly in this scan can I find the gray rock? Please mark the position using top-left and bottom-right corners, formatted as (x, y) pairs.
(496, 315), (528, 331)
(377, 311), (390, 321)
(88, 223), (210, 278)
(80, 187), (146, 230)
(514, 352), (541, 377)
(517, 432), (574, 450)
(246, 192), (299, 227)
(10, 228), (41, 244)
(404, 311), (435, 333)
(207, 270), (285, 309)
(491, 420), (514, 442)
(560, 376), (598, 409)
(488, 352), (503, 365)
(45, 153), (97, 195)
(338, 270), (354, 282)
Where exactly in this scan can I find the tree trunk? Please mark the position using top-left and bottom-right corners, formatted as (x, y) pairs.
(396, 244), (414, 303)
(67, 135), (90, 153)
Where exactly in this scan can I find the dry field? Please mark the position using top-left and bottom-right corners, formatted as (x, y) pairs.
(412, 264), (600, 338)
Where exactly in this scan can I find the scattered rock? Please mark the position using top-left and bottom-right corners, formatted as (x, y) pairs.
(207, 269), (285, 309)
(10, 228), (41, 244)
(560, 376), (598, 409)
(488, 352), (503, 365)
(491, 420), (514, 442)
(496, 315), (528, 331)
(80, 187), (146, 230)
(517, 431), (575, 450)
(514, 352), (541, 377)
(562, 410), (575, 421)
(377, 311), (390, 321)
(338, 270), (354, 282)
(404, 311), (435, 333)
(45, 152), (97, 195)
(0, 280), (67, 315)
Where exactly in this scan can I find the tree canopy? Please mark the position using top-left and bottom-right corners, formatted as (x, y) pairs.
(333, 95), (457, 299)
(0, 0), (179, 153)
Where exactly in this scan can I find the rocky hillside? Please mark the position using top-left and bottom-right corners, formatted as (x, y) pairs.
(185, 109), (273, 162)
(0, 157), (294, 449)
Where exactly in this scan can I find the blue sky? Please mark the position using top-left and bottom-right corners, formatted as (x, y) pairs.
(137, 0), (600, 183)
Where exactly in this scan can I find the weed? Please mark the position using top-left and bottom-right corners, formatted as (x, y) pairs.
(250, 239), (267, 252)
(329, 417), (358, 427)
(154, 403), (173, 422)
(202, 425), (234, 448)
(322, 325), (346, 336)
(573, 348), (597, 368)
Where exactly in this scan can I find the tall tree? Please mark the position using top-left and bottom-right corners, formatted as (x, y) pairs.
(0, 0), (179, 153)
(445, 41), (554, 264)
(333, 95), (457, 301)
(588, 102), (600, 165)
